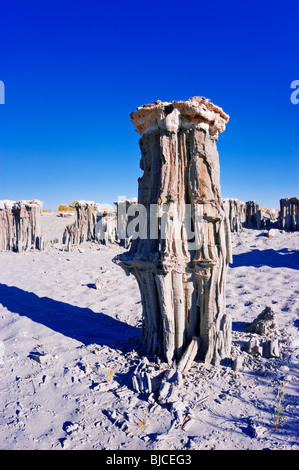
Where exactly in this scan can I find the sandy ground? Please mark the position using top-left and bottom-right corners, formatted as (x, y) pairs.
(0, 213), (298, 450)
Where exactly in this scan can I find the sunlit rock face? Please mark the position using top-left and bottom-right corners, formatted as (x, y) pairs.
(114, 97), (232, 366)
(0, 199), (43, 252)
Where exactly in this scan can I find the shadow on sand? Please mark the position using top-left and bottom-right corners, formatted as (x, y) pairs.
(230, 248), (299, 270)
(0, 283), (140, 352)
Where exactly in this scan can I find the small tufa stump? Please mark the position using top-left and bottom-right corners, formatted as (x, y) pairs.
(0, 199), (43, 252)
(114, 198), (138, 249)
(263, 338), (280, 358)
(246, 336), (280, 359)
(94, 277), (105, 290)
(245, 306), (278, 337)
(177, 336), (201, 373)
(245, 307), (280, 359)
(279, 197), (299, 231)
(222, 198), (246, 233)
(245, 201), (260, 228)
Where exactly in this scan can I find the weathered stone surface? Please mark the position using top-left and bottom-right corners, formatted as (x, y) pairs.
(245, 201), (279, 229)
(157, 368), (182, 404)
(99, 209), (117, 245)
(62, 201), (116, 249)
(131, 359), (152, 395)
(245, 201), (260, 228)
(114, 198), (138, 248)
(177, 336), (201, 373)
(263, 338), (280, 358)
(62, 201), (97, 249)
(245, 306), (278, 336)
(114, 97), (232, 366)
(279, 197), (299, 231)
(246, 336), (263, 356)
(257, 207), (279, 228)
(94, 277), (105, 290)
(223, 198), (246, 233)
(0, 199), (43, 252)
(246, 335), (280, 359)
(245, 307), (280, 359)
(232, 354), (244, 371)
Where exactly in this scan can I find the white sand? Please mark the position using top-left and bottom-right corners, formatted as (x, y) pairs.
(0, 214), (298, 450)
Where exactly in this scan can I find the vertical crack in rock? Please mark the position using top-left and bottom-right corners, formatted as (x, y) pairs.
(113, 96), (232, 366)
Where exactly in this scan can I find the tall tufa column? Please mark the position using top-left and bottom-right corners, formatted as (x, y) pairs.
(62, 201), (117, 249)
(223, 198), (246, 233)
(245, 200), (260, 228)
(114, 97), (232, 366)
(279, 197), (299, 231)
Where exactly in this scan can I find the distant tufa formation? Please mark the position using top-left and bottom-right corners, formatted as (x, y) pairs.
(62, 201), (98, 249)
(245, 306), (280, 360)
(114, 96), (232, 366)
(62, 201), (117, 250)
(0, 199), (43, 252)
(114, 198), (138, 249)
(222, 198), (247, 233)
(223, 198), (280, 233)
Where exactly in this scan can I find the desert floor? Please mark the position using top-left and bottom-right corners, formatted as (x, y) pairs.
(0, 213), (298, 450)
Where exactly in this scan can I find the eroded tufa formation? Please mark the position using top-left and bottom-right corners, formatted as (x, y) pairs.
(223, 198), (246, 233)
(62, 201), (117, 250)
(114, 97), (232, 366)
(223, 199), (279, 232)
(279, 197), (299, 231)
(62, 201), (98, 249)
(0, 199), (43, 252)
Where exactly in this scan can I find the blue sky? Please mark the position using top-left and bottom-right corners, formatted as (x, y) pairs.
(0, 0), (298, 210)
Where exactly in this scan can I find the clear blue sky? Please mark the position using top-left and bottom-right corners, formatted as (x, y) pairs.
(0, 0), (298, 210)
